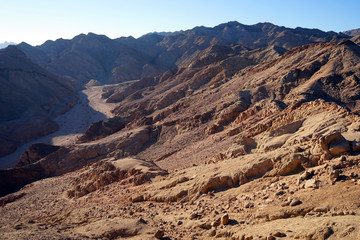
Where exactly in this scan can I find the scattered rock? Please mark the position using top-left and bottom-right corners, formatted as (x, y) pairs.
(211, 218), (221, 228)
(154, 230), (165, 239)
(304, 179), (318, 189)
(190, 212), (200, 220)
(275, 190), (285, 196)
(328, 170), (340, 184)
(309, 226), (333, 240)
(221, 213), (229, 225)
(299, 170), (311, 181)
(244, 201), (254, 208)
(209, 228), (216, 237)
(272, 231), (287, 237)
(290, 197), (302, 206)
(198, 221), (212, 230)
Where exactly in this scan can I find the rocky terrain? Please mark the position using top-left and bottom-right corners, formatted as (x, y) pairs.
(1, 22), (360, 239)
(0, 46), (77, 157)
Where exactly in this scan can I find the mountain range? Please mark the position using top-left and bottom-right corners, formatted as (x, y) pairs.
(1, 21), (360, 239)
(0, 41), (16, 49)
(16, 22), (349, 84)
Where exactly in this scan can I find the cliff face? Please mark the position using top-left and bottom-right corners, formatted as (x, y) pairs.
(0, 46), (77, 157)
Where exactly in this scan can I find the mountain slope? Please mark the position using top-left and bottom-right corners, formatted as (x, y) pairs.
(0, 46), (77, 157)
(1, 22), (360, 239)
(18, 34), (160, 84)
(17, 22), (349, 85)
(1, 40), (360, 239)
(2, 39), (360, 185)
(343, 28), (360, 37)
(351, 34), (360, 45)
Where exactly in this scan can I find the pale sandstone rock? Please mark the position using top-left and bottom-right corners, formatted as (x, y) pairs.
(305, 179), (318, 189)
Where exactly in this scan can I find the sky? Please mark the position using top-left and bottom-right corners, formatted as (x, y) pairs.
(0, 0), (359, 46)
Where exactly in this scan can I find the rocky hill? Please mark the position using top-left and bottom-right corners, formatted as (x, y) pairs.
(0, 22), (360, 239)
(0, 46), (77, 157)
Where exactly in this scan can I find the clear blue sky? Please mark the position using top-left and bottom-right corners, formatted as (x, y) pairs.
(0, 0), (359, 46)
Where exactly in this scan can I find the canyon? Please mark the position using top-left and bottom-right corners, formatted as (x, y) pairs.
(0, 22), (360, 239)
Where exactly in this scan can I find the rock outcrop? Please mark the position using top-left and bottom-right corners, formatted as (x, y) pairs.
(77, 116), (131, 143)
(16, 143), (61, 167)
(67, 158), (167, 198)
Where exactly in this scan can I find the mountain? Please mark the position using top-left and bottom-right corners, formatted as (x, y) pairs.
(1, 22), (360, 239)
(343, 28), (360, 36)
(17, 22), (349, 84)
(0, 46), (77, 157)
(351, 34), (360, 45)
(0, 41), (16, 49)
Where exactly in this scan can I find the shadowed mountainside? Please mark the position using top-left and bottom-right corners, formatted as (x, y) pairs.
(0, 46), (77, 157)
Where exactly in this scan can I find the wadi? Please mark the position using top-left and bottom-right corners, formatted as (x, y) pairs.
(1, 21), (360, 239)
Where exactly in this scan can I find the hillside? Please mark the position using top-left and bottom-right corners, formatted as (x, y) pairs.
(344, 28), (360, 37)
(0, 46), (77, 157)
(0, 22), (360, 239)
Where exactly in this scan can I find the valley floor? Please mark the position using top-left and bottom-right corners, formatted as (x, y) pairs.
(0, 85), (117, 169)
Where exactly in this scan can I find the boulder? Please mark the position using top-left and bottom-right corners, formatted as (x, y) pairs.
(320, 132), (350, 156)
(221, 213), (229, 225)
(329, 138), (350, 156)
(226, 137), (257, 157)
(351, 138), (360, 152)
(16, 143), (61, 167)
(77, 116), (131, 143)
(304, 179), (318, 189)
(275, 153), (310, 176)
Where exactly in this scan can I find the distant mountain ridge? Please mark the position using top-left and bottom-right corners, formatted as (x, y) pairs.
(343, 28), (360, 37)
(17, 21), (350, 84)
(0, 41), (16, 49)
